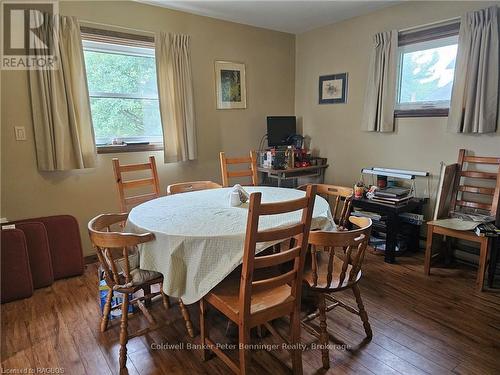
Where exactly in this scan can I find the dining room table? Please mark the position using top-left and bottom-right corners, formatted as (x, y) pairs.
(126, 186), (335, 305)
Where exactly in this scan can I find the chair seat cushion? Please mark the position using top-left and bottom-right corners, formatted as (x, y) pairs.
(117, 268), (163, 288)
(1, 229), (34, 303)
(303, 253), (361, 291)
(204, 269), (294, 322)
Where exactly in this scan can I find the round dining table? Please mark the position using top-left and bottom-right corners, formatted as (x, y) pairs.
(126, 186), (334, 304)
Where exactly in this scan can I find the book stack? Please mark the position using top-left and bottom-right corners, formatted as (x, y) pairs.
(371, 187), (412, 206)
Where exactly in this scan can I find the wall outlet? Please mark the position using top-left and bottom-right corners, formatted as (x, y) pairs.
(14, 126), (26, 141)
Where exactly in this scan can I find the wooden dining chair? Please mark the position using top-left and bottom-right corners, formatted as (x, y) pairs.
(167, 181), (222, 195)
(88, 213), (170, 370)
(425, 149), (500, 291)
(219, 151), (258, 187)
(301, 216), (373, 369)
(200, 185), (317, 374)
(112, 156), (161, 212)
(299, 184), (354, 228)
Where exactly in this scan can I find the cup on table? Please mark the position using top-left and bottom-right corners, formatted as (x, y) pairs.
(230, 191), (241, 207)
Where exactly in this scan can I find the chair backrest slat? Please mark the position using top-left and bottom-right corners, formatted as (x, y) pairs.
(167, 181), (221, 195)
(298, 184), (353, 227)
(112, 156), (161, 212)
(448, 149), (500, 219)
(238, 185), (316, 320)
(220, 151), (258, 187)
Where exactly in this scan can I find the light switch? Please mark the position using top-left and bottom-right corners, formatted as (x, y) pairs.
(14, 126), (26, 141)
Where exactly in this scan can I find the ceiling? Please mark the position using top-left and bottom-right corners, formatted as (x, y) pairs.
(141, 1), (399, 34)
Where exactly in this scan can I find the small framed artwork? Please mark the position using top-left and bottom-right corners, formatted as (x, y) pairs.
(319, 73), (348, 104)
(215, 61), (247, 109)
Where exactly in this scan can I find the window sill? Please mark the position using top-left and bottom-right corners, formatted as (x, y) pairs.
(96, 143), (164, 154)
(394, 108), (449, 118)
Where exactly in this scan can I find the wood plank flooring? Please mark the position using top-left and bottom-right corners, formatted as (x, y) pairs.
(2, 252), (500, 374)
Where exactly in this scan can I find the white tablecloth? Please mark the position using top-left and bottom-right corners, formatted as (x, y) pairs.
(126, 186), (334, 304)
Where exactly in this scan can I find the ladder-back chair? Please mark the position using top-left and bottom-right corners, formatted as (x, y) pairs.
(299, 184), (354, 228)
(219, 151), (258, 187)
(88, 213), (169, 370)
(425, 149), (500, 291)
(112, 156), (161, 212)
(301, 216), (373, 369)
(167, 181), (222, 195)
(200, 185), (317, 374)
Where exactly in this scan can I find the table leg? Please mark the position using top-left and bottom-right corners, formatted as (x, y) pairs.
(385, 213), (398, 263)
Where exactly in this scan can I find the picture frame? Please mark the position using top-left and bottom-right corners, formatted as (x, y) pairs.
(215, 61), (247, 109)
(318, 73), (348, 104)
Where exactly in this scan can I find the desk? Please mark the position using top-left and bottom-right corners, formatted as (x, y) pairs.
(351, 198), (426, 264)
(257, 164), (328, 187)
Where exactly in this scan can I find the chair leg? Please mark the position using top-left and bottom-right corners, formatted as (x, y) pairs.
(160, 284), (170, 310)
(199, 299), (209, 361)
(290, 309), (303, 375)
(476, 239), (489, 292)
(179, 299), (194, 338)
(100, 288), (113, 333)
(352, 284), (372, 339)
(119, 294), (129, 369)
(143, 285), (152, 307)
(238, 324), (251, 375)
(424, 225), (434, 275)
(317, 293), (330, 370)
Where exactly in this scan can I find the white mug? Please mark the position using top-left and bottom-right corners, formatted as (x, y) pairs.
(230, 191), (241, 207)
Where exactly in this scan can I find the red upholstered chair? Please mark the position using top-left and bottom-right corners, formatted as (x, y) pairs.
(15, 222), (54, 288)
(1, 229), (34, 303)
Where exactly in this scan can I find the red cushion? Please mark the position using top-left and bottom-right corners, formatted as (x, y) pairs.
(13, 215), (83, 279)
(1, 229), (34, 303)
(15, 222), (54, 288)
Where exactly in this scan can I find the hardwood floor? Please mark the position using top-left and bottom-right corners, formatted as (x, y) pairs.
(2, 252), (500, 374)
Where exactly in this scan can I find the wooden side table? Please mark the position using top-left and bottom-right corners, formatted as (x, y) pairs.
(257, 164), (328, 187)
(351, 198), (426, 263)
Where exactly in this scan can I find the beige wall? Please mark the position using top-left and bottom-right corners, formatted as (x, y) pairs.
(295, 1), (500, 215)
(0, 1), (295, 255)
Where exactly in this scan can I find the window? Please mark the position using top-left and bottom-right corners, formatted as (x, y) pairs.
(396, 22), (460, 117)
(82, 33), (162, 149)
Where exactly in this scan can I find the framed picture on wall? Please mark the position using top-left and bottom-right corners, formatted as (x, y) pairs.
(319, 73), (348, 104)
(215, 61), (247, 109)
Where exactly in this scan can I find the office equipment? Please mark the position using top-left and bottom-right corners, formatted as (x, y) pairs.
(266, 116), (296, 147)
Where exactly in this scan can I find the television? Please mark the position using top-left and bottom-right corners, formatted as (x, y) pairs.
(267, 116), (297, 147)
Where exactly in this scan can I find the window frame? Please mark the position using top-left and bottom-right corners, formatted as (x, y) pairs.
(80, 27), (163, 153)
(394, 21), (460, 118)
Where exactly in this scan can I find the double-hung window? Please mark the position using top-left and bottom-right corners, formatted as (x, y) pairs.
(395, 21), (460, 117)
(81, 28), (162, 151)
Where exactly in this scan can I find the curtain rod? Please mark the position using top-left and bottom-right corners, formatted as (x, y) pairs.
(399, 16), (460, 33)
(78, 19), (155, 36)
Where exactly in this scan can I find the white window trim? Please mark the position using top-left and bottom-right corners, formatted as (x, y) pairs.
(83, 39), (162, 146)
(395, 34), (459, 111)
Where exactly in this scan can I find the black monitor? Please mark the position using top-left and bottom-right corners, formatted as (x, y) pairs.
(267, 116), (296, 147)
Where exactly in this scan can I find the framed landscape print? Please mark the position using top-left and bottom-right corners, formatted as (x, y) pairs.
(319, 73), (348, 104)
(215, 61), (247, 109)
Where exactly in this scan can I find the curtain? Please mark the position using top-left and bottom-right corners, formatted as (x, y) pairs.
(361, 30), (398, 132)
(448, 6), (499, 134)
(28, 14), (96, 171)
(155, 32), (197, 162)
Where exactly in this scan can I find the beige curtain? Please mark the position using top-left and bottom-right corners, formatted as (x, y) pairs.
(448, 6), (499, 134)
(361, 30), (398, 132)
(155, 32), (197, 162)
(29, 15), (96, 171)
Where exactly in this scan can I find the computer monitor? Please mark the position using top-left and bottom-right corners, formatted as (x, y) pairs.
(267, 116), (297, 147)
